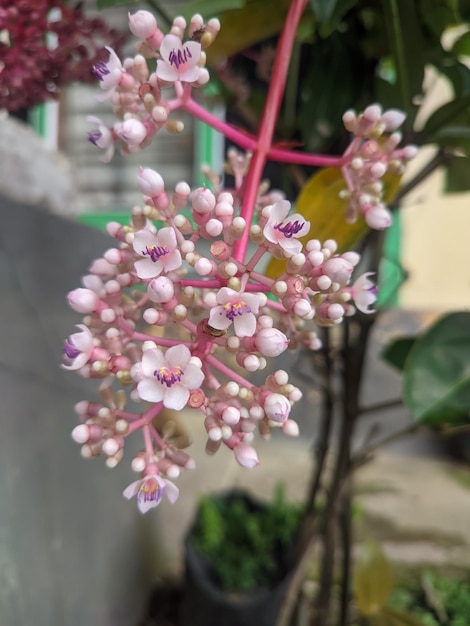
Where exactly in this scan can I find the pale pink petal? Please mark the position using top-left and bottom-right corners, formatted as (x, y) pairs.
(137, 498), (159, 514)
(162, 478), (180, 503)
(184, 363), (205, 389)
(135, 257), (162, 279)
(164, 385), (189, 410)
(233, 313), (256, 337)
(138, 378), (165, 403)
(61, 353), (90, 371)
(178, 66), (201, 83)
(123, 479), (143, 499)
(165, 344), (191, 369)
(133, 229), (158, 254)
(208, 306), (232, 330)
(142, 349), (165, 377)
(160, 34), (182, 61)
(157, 227), (177, 248)
(156, 60), (179, 82)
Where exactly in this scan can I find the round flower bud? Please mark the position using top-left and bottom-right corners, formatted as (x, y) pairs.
(137, 167), (165, 197)
(263, 393), (291, 423)
(254, 327), (289, 357)
(128, 10), (158, 39)
(147, 276), (174, 303)
(67, 288), (99, 313)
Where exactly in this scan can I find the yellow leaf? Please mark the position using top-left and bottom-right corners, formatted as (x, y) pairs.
(265, 166), (401, 279)
(207, 0), (292, 62)
(354, 540), (394, 617)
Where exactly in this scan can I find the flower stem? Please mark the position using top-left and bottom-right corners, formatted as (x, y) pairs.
(233, 0), (309, 263)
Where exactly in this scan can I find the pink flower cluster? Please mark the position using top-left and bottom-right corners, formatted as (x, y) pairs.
(341, 104), (418, 229)
(88, 11), (219, 162)
(63, 165), (376, 512)
(63, 9), (414, 513)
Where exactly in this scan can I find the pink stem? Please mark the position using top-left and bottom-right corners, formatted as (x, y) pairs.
(267, 146), (343, 168)
(233, 0), (308, 263)
(205, 353), (255, 390)
(180, 97), (257, 152)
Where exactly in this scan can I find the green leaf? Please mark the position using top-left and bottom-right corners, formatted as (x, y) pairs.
(420, 93), (470, 138)
(178, 0), (247, 19)
(445, 156), (470, 192)
(204, 0), (292, 62)
(403, 312), (470, 426)
(381, 0), (425, 122)
(309, 0), (359, 36)
(419, 0), (461, 39)
(97, 0), (139, 7)
(354, 540), (394, 616)
(452, 29), (470, 56)
(382, 337), (416, 371)
(370, 607), (429, 626)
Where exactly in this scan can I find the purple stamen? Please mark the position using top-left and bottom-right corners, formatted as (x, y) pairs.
(138, 479), (162, 504)
(63, 341), (81, 359)
(273, 220), (304, 238)
(154, 366), (184, 387)
(88, 130), (102, 146)
(142, 245), (169, 262)
(222, 302), (250, 321)
(92, 61), (110, 81)
(168, 45), (193, 69)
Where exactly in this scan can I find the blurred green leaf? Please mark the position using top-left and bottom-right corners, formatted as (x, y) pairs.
(97, 0), (139, 7)
(382, 337), (416, 371)
(419, 0), (461, 39)
(178, 0), (246, 19)
(403, 312), (470, 426)
(445, 156), (470, 191)
(309, 0), (359, 36)
(452, 29), (470, 56)
(354, 540), (394, 616)
(421, 94), (470, 138)
(370, 607), (429, 626)
(204, 0), (292, 61)
(382, 0), (425, 121)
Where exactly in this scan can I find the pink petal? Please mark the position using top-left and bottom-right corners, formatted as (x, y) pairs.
(163, 479), (179, 503)
(184, 363), (205, 389)
(138, 378), (165, 403)
(142, 349), (165, 377)
(123, 479), (143, 499)
(156, 60), (179, 82)
(165, 344), (191, 369)
(164, 385), (189, 410)
(208, 307), (232, 330)
(234, 313), (256, 338)
(134, 258), (161, 279)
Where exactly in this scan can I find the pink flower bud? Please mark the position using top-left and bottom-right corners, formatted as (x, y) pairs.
(233, 442), (260, 469)
(147, 276), (174, 303)
(67, 288), (99, 313)
(255, 327), (289, 357)
(380, 109), (406, 132)
(115, 119), (147, 145)
(128, 10), (158, 39)
(263, 393), (291, 423)
(282, 419), (299, 436)
(137, 167), (165, 197)
(364, 204), (392, 229)
(192, 187), (216, 214)
(322, 257), (353, 285)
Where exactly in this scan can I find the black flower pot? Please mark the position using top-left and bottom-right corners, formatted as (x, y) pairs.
(179, 490), (297, 626)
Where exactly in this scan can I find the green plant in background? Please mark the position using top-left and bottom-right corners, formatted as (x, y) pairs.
(190, 486), (303, 592)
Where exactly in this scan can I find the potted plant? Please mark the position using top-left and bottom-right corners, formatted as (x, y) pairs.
(179, 486), (302, 626)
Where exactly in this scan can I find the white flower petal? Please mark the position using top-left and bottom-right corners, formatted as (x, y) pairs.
(137, 378), (165, 403)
